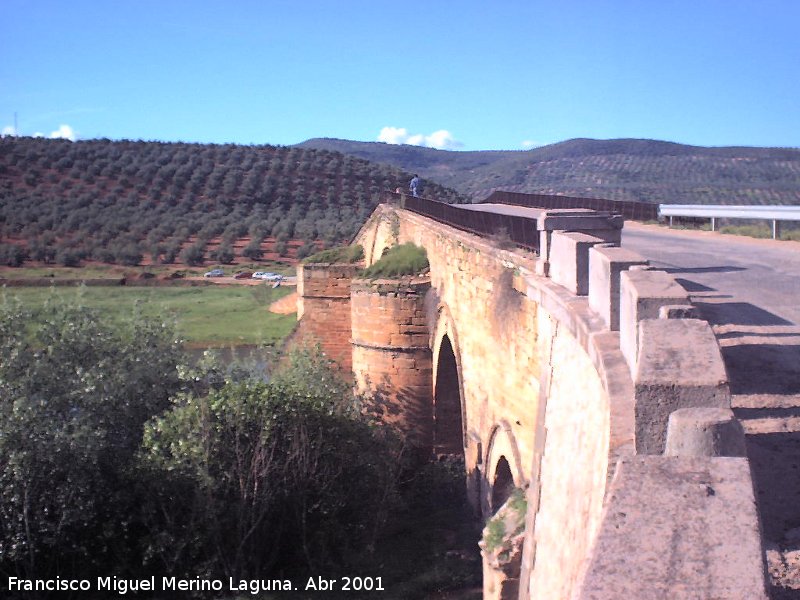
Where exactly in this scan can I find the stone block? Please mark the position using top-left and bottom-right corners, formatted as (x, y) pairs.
(664, 407), (747, 457)
(548, 231), (606, 296)
(577, 456), (768, 600)
(619, 269), (689, 375)
(634, 319), (729, 454)
(536, 209), (624, 234)
(588, 246), (649, 330)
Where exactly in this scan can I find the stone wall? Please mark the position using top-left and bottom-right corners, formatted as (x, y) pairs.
(351, 276), (433, 451)
(295, 263), (361, 371)
(524, 309), (610, 599)
(353, 206), (629, 598)
(358, 208), (545, 511)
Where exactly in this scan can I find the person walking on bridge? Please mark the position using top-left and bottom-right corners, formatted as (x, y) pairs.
(409, 174), (421, 197)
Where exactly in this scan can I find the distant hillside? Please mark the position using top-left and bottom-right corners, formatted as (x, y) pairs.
(0, 137), (463, 267)
(297, 137), (800, 205)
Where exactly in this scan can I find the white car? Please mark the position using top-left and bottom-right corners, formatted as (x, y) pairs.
(252, 271), (283, 281)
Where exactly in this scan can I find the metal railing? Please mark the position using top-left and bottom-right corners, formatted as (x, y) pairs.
(658, 204), (800, 239)
(387, 192), (540, 253)
(484, 190), (659, 222)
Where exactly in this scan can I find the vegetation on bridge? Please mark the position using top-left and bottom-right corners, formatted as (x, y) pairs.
(361, 242), (429, 278)
(302, 243), (364, 264)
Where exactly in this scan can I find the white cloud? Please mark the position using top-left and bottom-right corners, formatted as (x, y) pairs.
(377, 126), (463, 150)
(521, 140), (543, 149)
(425, 130), (462, 150)
(378, 126), (410, 145)
(49, 124), (76, 141)
(33, 132), (44, 138)
(1, 125), (15, 137)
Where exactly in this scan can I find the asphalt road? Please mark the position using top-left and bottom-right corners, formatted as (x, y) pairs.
(622, 222), (800, 327)
(623, 223), (800, 596)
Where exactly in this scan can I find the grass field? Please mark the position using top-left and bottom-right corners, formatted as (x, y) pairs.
(1, 284), (297, 347)
(0, 260), (296, 280)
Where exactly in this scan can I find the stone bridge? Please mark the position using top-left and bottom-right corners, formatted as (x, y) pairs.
(295, 200), (769, 599)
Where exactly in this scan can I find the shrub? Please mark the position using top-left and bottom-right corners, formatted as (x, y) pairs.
(0, 301), (184, 581)
(140, 345), (404, 577)
(361, 242), (428, 278)
(303, 244), (364, 264)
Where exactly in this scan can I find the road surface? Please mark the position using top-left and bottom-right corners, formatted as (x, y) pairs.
(623, 222), (800, 598)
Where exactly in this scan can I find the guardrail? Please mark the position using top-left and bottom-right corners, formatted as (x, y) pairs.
(386, 192), (540, 253)
(658, 204), (800, 239)
(484, 190), (659, 222)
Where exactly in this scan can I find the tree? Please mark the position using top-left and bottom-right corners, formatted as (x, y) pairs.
(180, 242), (206, 266)
(115, 243), (143, 266)
(242, 238), (263, 261)
(55, 248), (81, 267)
(210, 242), (235, 264)
(0, 243), (26, 267)
(0, 301), (185, 581)
(295, 240), (317, 260)
(140, 346), (404, 578)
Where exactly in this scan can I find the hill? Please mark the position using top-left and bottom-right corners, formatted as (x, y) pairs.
(297, 137), (800, 205)
(0, 137), (463, 268)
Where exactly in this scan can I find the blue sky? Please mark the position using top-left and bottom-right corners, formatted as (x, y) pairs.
(1, 0), (798, 150)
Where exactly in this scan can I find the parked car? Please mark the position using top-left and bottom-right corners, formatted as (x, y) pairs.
(234, 271), (252, 279)
(252, 271), (283, 281)
(203, 269), (225, 278)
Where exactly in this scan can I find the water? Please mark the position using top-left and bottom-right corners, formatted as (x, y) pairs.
(185, 344), (278, 378)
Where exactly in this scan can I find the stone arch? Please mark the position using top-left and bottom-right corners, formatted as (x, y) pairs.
(491, 457), (515, 514)
(431, 305), (466, 455)
(364, 210), (399, 265)
(484, 422), (525, 518)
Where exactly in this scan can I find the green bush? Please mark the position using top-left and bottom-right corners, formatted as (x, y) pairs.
(140, 344), (405, 577)
(303, 243), (364, 264)
(361, 242), (428, 278)
(0, 299), (184, 581)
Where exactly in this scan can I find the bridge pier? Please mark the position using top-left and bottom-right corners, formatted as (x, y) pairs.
(351, 276), (434, 453)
